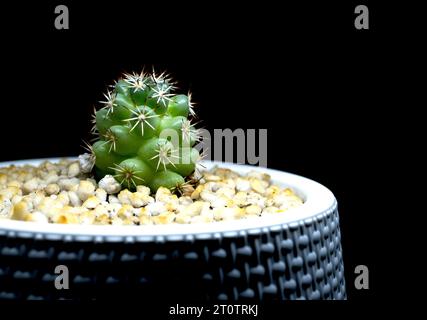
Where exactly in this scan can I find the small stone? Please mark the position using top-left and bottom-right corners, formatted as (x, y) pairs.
(200, 190), (217, 203)
(93, 204), (109, 217)
(136, 185), (151, 196)
(152, 212), (175, 224)
(107, 195), (119, 204)
(145, 202), (166, 217)
(245, 205), (262, 215)
(58, 178), (80, 191)
(45, 184), (60, 195)
(78, 153), (95, 173)
(178, 196), (193, 206)
(191, 215), (214, 223)
(82, 196), (100, 209)
(216, 187), (235, 198)
(233, 191), (248, 207)
(29, 191), (45, 207)
(98, 175), (121, 194)
(182, 201), (208, 217)
(118, 189), (132, 205)
(11, 194), (23, 205)
(117, 204), (134, 219)
(250, 179), (268, 195)
(262, 206), (281, 214)
(24, 211), (48, 223)
(191, 185), (204, 199)
(213, 207), (244, 221)
(246, 171), (271, 182)
(129, 192), (154, 208)
(7, 181), (21, 189)
(79, 211), (96, 225)
(140, 215), (154, 225)
(53, 211), (79, 224)
(110, 217), (124, 225)
(175, 214), (192, 224)
(35, 197), (63, 217)
(67, 162), (81, 178)
(180, 184), (195, 197)
(0, 186), (22, 199)
(235, 178), (251, 192)
(57, 191), (70, 206)
(11, 201), (31, 220)
(246, 192), (266, 208)
(0, 198), (13, 218)
(23, 178), (40, 194)
(203, 174), (221, 181)
(95, 188), (107, 202)
(45, 172), (59, 184)
(155, 187), (173, 202)
(68, 191), (82, 207)
(76, 180), (96, 201)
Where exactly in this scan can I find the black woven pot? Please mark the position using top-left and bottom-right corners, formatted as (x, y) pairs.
(0, 159), (346, 300)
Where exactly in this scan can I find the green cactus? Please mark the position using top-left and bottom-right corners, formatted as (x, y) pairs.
(90, 70), (200, 192)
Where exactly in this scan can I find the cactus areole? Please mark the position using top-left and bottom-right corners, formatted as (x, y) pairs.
(89, 70), (200, 192)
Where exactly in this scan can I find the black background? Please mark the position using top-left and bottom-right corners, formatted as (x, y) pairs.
(0, 0), (399, 304)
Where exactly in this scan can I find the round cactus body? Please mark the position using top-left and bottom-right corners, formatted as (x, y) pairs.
(90, 70), (200, 192)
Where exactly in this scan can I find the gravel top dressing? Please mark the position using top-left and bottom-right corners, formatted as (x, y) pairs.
(0, 70), (304, 226)
(0, 159), (303, 225)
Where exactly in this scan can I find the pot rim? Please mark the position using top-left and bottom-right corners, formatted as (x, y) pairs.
(0, 158), (336, 240)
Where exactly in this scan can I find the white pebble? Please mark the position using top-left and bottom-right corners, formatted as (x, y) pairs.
(0, 198), (13, 218)
(118, 190), (132, 205)
(95, 188), (107, 202)
(136, 185), (151, 196)
(235, 178), (251, 192)
(26, 211), (49, 223)
(98, 175), (121, 194)
(68, 191), (82, 207)
(57, 191), (70, 206)
(58, 178), (80, 191)
(23, 178), (40, 194)
(246, 192), (266, 209)
(45, 172), (59, 184)
(178, 196), (193, 206)
(145, 202), (166, 217)
(108, 195), (120, 204)
(200, 190), (217, 203)
(78, 153), (95, 173)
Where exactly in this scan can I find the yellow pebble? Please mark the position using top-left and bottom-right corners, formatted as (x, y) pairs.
(76, 180), (96, 201)
(82, 196), (101, 209)
(117, 204), (134, 219)
(250, 179), (268, 195)
(191, 185), (204, 200)
(118, 189), (132, 205)
(7, 180), (22, 189)
(129, 192), (153, 208)
(175, 214), (191, 224)
(53, 212), (79, 224)
(152, 212), (175, 224)
(0, 186), (22, 199)
(11, 201), (31, 220)
(139, 215), (154, 225)
(245, 205), (262, 215)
